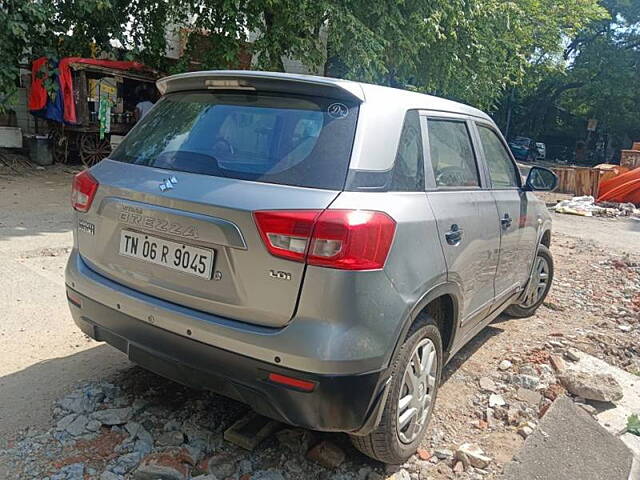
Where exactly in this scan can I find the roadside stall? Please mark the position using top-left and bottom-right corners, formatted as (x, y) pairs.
(28, 57), (158, 166)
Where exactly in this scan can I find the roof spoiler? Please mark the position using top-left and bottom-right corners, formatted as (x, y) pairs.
(156, 70), (365, 102)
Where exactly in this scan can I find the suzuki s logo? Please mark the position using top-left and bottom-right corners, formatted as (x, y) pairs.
(159, 176), (178, 192)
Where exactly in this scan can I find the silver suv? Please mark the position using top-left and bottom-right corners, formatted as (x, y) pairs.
(65, 71), (557, 463)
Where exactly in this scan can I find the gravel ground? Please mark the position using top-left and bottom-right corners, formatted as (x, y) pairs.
(0, 166), (638, 480)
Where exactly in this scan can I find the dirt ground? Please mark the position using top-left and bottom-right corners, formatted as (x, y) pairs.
(0, 166), (638, 480)
(0, 166), (130, 440)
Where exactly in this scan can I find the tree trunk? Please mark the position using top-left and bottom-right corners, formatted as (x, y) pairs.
(263, 9), (285, 71)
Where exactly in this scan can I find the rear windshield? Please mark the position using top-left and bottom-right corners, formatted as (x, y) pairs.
(111, 91), (359, 190)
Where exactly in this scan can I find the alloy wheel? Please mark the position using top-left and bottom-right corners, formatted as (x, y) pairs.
(521, 254), (550, 308)
(396, 338), (438, 444)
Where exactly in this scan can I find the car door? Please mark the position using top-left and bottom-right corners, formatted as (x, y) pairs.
(423, 114), (501, 327)
(474, 122), (538, 302)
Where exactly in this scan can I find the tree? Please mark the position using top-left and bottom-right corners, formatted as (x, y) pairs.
(1, 0), (607, 115)
(497, 0), (640, 159)
(0, 0), (54, 108)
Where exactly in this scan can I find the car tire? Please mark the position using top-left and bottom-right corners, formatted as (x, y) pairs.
(350, 318), (443, 464)
(505, 244), (554, 318)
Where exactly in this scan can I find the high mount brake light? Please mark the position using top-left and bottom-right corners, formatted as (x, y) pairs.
(254, 210), (396, 270)
(71, 170), (99, 212)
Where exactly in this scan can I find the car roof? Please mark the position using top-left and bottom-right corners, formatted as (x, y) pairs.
(157, 70), (491, 121)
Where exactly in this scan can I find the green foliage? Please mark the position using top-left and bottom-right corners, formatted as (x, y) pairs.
(0, 0), (54, 109)
(321, 0), (606, 109)
(0, 0), (609, 116)
(499, 0), (640, 154)
(628, 413), (640, 436)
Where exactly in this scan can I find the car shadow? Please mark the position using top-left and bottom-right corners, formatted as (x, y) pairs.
(0, 344), (130, 443)
(441, 323), (505, 384)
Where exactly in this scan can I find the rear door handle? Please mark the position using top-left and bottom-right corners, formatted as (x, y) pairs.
(501, 213), (512, 229)
(445, 224), (463, 245)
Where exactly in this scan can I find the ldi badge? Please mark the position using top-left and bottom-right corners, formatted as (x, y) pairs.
(269, 269), (291, 281)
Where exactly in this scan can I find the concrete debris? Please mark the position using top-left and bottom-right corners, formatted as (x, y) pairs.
(205, 452), (237, 478)
(250, 471), (286, 480)
(65, 414), (89, 437)
(100, 472), (123, 480)
(502, 396), (633, 480)
(50, 463), (85, 480)
(433, 448), (454, 460)
(498, 360), (513, 371)
(564, 350), (580, 362)
(157, 430), (185, 447)
(549, 354), (567, 372)
(306, 440), (345, 469)
(91, 408), (133, 426)
(558, 370), (624, 402)
(223, 412), (280, 451)
(134, 448), (193, 480)
(517, 387), (543, 406)
(479, 377), (497, 392)
(387, 468), (411, 480)
(456, 443), (491, 469)
(111, 452), (144, 475)
(489, 394), (506, 407)
(510, 374), (540, 390)
(275, 428), (315, 454)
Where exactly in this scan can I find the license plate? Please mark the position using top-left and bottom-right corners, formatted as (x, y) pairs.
(119, 230), (214, 279)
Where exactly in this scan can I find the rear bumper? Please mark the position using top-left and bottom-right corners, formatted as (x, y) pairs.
(65, 274), (391, 433)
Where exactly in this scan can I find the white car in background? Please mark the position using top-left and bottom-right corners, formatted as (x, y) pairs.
(535, 142), (546, 160)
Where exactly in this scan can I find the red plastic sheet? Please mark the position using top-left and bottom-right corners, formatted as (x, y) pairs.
(27, 57), (49, 111)
(598, 167), (640, 205)
(29, 57), (150, 124)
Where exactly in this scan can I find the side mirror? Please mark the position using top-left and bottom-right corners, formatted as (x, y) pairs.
(524, 166), (558, 191)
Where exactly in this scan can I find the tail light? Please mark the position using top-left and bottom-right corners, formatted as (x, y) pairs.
(254, 210), (396, 270)
(71, 170), (99, 212)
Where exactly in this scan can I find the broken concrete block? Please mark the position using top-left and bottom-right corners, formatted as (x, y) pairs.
(456, 443), (491, 469)
(91, 407), (132, 426)
(503, 396), (633, 480)
(559, 370), (623, 402)
(223, 412), (280, 451)
(549, 354), (567, 372)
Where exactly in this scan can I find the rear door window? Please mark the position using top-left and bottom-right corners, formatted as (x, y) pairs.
(111, 92), (359, 190)
(426, 119), (480, 188)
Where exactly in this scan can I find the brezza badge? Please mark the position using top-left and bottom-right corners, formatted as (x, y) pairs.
(119, 210), (199, 239)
